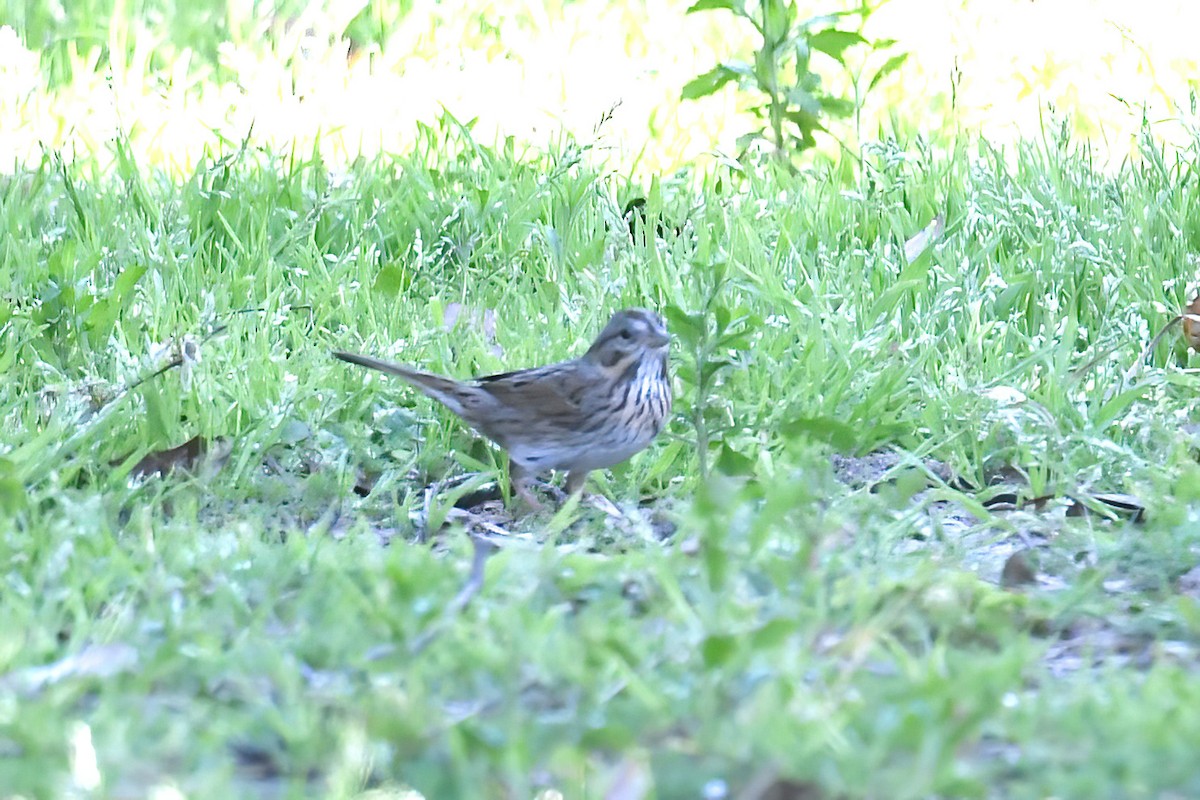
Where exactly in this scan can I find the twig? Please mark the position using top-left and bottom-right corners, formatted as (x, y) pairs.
(24, 324), (229, 483)
(409, 535), (498, 655)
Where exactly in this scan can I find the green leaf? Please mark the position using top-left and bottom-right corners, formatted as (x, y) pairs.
(796, 12), (846, 32)
(782, 109), (823, 149)
(868, 52), (910, 92)
(372, 263), (408, 295)
(1095, 384), (1150, 430)
(663, 305), (706, 347)
(753, 48), (776, 92)
(818, 95), (856, 117)
(698, 359), (733, 386)
(735, 130), (765, 152)
(701, 633), (738, 667)
(0, 459), (26, 515)
(86, 296), (119, 337)
(867, 278), (923, 322)
(141, 384), (174, 443)
(114, 263), (147, 297)
(715, 443), (755, 477)
(681, 64), (745, 99)
(807, 29), (867, 62)
(782, 108), (823, 129)
(717, 329), (754, 349)
(995, 277), (1033, 316)
(46, 239), (78, 282)
(784, 87), (822, 114)
(750, 618), (797, 650)
(781, 415), (859, 450)
(580, 724), (636, 750)
(762, 0), (794, 45)
(686, 0), (744, 13)
(701, 523), (728, 590)
(713, 304), (731, 333)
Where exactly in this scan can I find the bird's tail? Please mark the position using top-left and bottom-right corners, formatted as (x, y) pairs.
(332, 350), (469, 416)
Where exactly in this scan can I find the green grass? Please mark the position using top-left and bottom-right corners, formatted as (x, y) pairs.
(6, 2), (1200, 798)
(5, 115), (1200, 798)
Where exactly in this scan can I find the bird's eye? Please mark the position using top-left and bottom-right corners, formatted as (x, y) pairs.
(619, 329), (634, 340)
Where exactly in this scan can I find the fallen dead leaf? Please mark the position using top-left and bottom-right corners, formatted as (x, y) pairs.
(443, 302), (463, 330)
(903, 213), (946, 264)
(1135, 297), (1200, 371)
(737, 768), (825, 800)
(126, 435), (233, 480)
(1000, 550), (1038, 589)
(1183, 295), (1200, 350)
(441, 303), (504, 357)
(603, 754), (652, 800)
(352, 465), (380, 497)
(1065, 492), (1146, 523)
(1176, 565), (1200, 600)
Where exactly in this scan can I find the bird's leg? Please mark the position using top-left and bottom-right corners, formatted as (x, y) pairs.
(508, 459), (546, 511)
(565, 469), (623, 517)
(564, 469), (591, 499)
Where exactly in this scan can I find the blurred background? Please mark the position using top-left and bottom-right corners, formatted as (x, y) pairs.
(3, 0), (1199, 177)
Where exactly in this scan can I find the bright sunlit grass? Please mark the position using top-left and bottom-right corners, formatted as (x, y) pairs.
(4, 0), (1200, 176)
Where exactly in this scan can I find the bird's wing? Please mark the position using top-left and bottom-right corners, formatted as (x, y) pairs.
(473, 362), (590, 424)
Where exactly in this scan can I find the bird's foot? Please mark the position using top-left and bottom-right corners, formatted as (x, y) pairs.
(513, 480), (549, 512)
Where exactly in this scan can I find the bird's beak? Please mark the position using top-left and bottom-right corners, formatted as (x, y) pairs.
(648, 329), (670, 349)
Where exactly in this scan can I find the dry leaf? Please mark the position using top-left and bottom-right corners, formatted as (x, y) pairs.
(603, 754), (652, 800)
(481, 308), (497, 342)
(352, 466), (379, 497)
(1065, 492), (1146, 523)
(1177, 565), (1200, 600)
(443, 302), (463, 330)
(127, 435), (233, 479)
(903, 213), (945, 264)
(1090, 492), (1146, 522)
(1000, 550), (1038, 589)
(1183, 295), (1200, 350)
(738, 769), (825, 800)
(229, 739), (291, 780)
(180, 335), (201, 391)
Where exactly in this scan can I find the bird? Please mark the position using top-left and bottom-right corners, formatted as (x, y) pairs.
(333, 308), (672, 509)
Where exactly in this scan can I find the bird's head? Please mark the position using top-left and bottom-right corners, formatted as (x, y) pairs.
(584, 308), (670, 371)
